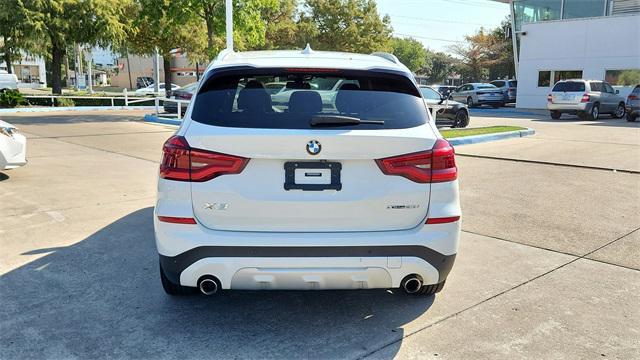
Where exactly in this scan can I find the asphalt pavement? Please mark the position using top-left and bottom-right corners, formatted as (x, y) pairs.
(0, 110), (638, 359)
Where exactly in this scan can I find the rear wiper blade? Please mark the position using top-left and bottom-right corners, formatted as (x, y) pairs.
(310, 115), (384, 126)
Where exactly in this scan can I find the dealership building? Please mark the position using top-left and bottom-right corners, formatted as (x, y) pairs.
(495, 0), (640, 109)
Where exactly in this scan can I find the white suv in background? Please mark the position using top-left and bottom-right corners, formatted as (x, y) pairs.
(547, 79), (627, 120)
(154, 49), (461, 298)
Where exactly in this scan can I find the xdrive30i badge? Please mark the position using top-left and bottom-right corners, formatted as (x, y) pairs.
(306, 140), (321, 155)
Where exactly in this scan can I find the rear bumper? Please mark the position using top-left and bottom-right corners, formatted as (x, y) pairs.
(155, 219), (460, 290)
(547, 102), (591, 112)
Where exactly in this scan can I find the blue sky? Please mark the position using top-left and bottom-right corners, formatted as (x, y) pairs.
(375, 0), (510, 54)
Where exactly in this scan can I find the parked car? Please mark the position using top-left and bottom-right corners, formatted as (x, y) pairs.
(164, 82), (198, 115)
(547, 79), (627, 120)
(420, 85), (469, 128)
(155, 49), (460, 298)
(0, 72), (19, 92)
(489, 79), (517, 103)
(430, 85), (458, 99)
(626, 85), (639, 122)
(0, 120), (27, 170)
(449, 83), (504, 108)
(136, 76), (154, 89)
(264, 81), (287, 95)
(135, 83), (180, 96)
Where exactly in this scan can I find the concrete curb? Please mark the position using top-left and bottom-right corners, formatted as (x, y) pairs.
(143, 114), (183, 126)
(448, 128), (535, 146)
(0, 106), (156, 114)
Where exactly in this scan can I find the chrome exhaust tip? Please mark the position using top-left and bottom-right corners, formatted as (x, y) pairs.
(401, 276), (423, 294)
(198, 277), (219, 296)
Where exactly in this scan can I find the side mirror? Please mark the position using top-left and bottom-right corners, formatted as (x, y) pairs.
(615, 90), (620, 94)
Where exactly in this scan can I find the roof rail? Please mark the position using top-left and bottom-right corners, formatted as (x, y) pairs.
(371, 52), (400, 64)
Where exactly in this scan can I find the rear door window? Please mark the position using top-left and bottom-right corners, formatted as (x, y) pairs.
(589, 82), (603, 92)
(509, 80), (518, 87)
(191, 68), (428, 130)
(553, 81), (585, 92)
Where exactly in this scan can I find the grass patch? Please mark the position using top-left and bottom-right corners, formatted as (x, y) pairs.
(441, 126), (527, 139)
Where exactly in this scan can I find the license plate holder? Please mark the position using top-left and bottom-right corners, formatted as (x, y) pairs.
(284, 162), (342, 191)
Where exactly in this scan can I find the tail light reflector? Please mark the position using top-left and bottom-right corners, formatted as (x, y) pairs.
(628, 95), (637, 100)
(581, 93), (590, 103)
(160, 135), (249, 182)
(157, 216), (197, 224)
(375, 139), (457, 183)
(426, 216), (460, 224)
(547, 94), (553, 103)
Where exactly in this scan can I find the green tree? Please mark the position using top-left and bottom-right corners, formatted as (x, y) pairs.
(25, 0), (131, 94)
(298, 0), (393, 53)
(128, 0), (207, 96)
(0, 0), (38, 75)
(262, 0), (301, 50)
(390, 37), (428, 73)
(422, 51), (455, 84)
(181, 0), (279, 58)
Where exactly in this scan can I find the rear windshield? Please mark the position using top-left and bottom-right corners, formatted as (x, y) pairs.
(633, 85), (640, 94)
(553, 81), (585, 92)
(508, 80), (517, 87)
(477, 85), (497, 89)
(191, 68), (428, 130)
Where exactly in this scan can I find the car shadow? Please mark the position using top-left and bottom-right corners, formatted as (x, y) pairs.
(0, 207), (434, 359)
(0, 172), (8, 181)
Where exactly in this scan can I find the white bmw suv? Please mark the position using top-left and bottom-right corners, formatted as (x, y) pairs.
(155, 49), (461, 297)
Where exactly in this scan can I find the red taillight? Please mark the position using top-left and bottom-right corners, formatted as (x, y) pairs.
(178, 93), (192, 100)
(375, 139), (457, 183)
(160, 135), (249, 182)
(581, 93), (590, 103)
(629, 95), (638, 100)
(157, 216), (197, 224)
(547, 94), (553, 103)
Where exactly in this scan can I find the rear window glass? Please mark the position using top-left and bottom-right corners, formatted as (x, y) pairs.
(553, 81), (585, 92)
(491, 81), (505, 87)
(509, 80), (517, 87)
(633, 85), (640, 94)
(477, 85), (497, 89)
(191, 68), (428, 130)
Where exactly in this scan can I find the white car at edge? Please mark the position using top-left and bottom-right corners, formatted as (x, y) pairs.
(155, 48), (461, 298)
(0, 120), (27, 170)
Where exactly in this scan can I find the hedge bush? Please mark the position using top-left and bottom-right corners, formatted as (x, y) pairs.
(0, 90), (27, 108)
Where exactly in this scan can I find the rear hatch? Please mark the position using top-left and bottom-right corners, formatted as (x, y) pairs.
(183, 67), (440, 232)
(551, 81), (586, 104)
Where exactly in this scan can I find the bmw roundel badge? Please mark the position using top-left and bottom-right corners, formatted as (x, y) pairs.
(306, 140), (321, 155)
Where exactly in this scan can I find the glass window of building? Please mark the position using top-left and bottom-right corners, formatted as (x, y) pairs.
(513, 0), (562, 30)
(554, 70), (583, 83)
(605, 70), (640, 86)
(563, 0), (607, 19)
(538, 71), (551, 87)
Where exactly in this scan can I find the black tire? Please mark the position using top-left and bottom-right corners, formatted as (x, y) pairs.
(550, 110), (561, 120)
(417, 281), (446, 296)
(466, 97), (474, 108)
(453, 109), (469, 128)
(628, 113), (637, 122)
(491, 103), (503, 109)
(160, 261), (195, 295)
(613, 103), (626, 119)
(588, 103), (600, 120)
(577, 111), (588, 120)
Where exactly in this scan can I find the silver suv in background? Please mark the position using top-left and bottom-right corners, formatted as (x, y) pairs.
(626, 85), (639, 122)
(490, 79), (517, 103)
(547, 80), (626, 120)
(449, 83), (504, 108)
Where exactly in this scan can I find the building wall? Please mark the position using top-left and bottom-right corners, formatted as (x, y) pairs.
(516, 14), (640, 109)
(110, 53), (204, 89)
(0, 54), (47, 88)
